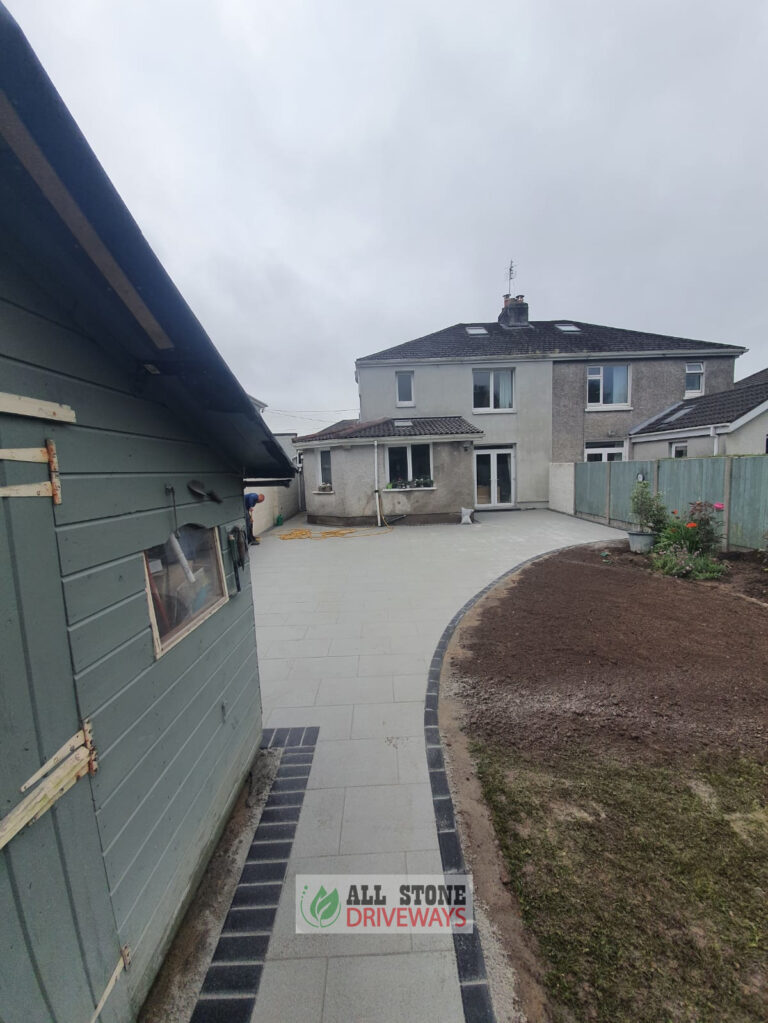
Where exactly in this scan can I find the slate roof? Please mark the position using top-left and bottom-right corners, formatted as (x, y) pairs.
(357, 321), (744, 362)
(295, 416), (482, 443)
(735, 368), (768, 388)
(632, 380), (768, 435)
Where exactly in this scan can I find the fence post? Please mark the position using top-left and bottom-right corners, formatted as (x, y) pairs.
(652, 458), (660, 496)
(605, 461), (612, 524)
(722, 456), (733, 552)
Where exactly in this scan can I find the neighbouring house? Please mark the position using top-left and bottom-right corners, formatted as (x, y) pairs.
(245, 426), (304, 534)
(629, 374), (768, 458)
(295, 416), (482, 524)
(301, 294), (745, 522)
(0, 10), (293, 1023)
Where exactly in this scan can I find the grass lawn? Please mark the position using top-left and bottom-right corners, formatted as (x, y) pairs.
(475, 744), (768, 1023)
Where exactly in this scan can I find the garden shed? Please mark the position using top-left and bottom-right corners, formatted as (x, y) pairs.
(0, 9), (293, 1022)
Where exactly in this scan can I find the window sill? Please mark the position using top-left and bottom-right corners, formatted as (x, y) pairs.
(382, 487), (436, 492)
(472, 408), (516, 415)
(395, 401), (415, 408)
(585, 404), (632, 412)
(313, 489), (335, 495)
(684, 391), (703, 399)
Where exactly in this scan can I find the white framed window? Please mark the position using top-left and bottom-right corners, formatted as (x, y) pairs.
(584, 441), (625, 462)
(472, 368), (514, 411)
(395, 370), (414, 406)
(671, 442), (688, 458)
(386, 443), (433, 486)
(144, 525), (228, 657)
(587, 365), (630, 407)
(319, 449), (332, 487)
(685, 362), (704, 397)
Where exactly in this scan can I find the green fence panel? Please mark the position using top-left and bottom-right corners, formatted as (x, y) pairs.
(657, 458), (727, 518)
(729, 456), (768, 549)
(575, 461), (608, 518)
(608, 461), (654, 525)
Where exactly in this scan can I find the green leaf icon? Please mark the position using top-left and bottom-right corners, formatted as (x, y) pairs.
(310, 886), (340, 926)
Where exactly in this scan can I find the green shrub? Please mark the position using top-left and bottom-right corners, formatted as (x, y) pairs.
(650, 545), (727, 579)
(630, 481), (668, 533)
(657, 500), (723, 556)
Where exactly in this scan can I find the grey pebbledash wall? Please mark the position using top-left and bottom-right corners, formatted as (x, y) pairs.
(551, 357), (737, 463)
(1, 242), (263, 1020)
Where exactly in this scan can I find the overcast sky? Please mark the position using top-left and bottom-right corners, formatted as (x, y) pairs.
(7, 0), (768, 435)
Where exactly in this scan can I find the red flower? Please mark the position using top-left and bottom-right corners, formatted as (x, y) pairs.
(672, 510), (678, 515)
(686, 522), (697, 529)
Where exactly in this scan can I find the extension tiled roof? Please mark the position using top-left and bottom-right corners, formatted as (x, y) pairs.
(735, 368), (768, 388)
(357, 321), (744, 362)
(632, 380), (768, 435)
(295, 416), (482, 443)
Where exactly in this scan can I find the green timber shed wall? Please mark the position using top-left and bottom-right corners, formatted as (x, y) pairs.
(0, 241), (264, 1020)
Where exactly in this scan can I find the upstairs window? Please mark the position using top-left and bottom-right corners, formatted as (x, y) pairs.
(396, 371), (414, 406)
(319, 449), (332, 487)
(473, 368), (514, 410)
(144, 525), (227, 655)
(685, 362), (704, 397)
(587, 365), (629, 406)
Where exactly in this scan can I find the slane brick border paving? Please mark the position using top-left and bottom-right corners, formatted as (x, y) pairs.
(190, 726), (319, 1023)
(426, 552), (560, 1023)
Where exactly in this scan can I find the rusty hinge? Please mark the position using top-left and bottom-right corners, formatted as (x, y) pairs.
(89, 945), (131, 1023)
(0, 438), (62, 503)
(0, 720), (97, 851)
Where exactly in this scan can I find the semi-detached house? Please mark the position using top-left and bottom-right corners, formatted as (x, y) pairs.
(296, 295), (744, 524)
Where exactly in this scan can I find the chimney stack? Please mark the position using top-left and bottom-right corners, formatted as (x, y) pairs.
(498, 294), (528, 328)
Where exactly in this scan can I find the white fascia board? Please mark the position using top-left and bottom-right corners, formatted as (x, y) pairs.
(294, 433), (483, 450)
(632, 424), (730, 443)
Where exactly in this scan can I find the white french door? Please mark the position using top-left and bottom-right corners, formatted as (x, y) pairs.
(474, 448), (515, 508)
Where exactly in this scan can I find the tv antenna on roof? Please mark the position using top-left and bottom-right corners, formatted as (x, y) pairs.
(507, 259), (516, 293)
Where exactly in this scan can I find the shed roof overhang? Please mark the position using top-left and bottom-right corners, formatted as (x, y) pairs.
(0, 7), (295, 482)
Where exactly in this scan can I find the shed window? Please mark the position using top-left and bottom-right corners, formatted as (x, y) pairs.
(144, 525), (227, 655)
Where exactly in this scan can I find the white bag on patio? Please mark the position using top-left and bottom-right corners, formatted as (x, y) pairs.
(460, 507), (474, 524)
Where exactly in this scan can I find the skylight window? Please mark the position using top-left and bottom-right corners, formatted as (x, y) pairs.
(465, 326), (488, 336)
(555, 323), (580, 333)
(663, 408), (689, 424)
(394, 419), (413, 428)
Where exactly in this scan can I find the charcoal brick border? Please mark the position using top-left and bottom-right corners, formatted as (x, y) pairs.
(189, 726), (319, 1023)
(426, 551), (562, 1023)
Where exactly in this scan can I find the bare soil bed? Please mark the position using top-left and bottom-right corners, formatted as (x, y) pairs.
(455, 543), (768, 764)
(443, 542), (768, 1023)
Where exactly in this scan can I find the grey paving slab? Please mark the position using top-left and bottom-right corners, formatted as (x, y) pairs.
(340, 784), (437, 854)
(323, 951), (464, 1023)
(350, 701), (424, 739)
(251, 510), (625, 1019)
(251, 958), (327, 1023)
(308, 739), (398, 789)
(314, 675), (394, 707)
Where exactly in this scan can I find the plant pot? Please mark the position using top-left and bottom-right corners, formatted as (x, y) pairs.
(627, 531), (655, 553)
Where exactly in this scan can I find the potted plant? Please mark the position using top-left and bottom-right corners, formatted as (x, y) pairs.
(628, 480), (668, 553)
